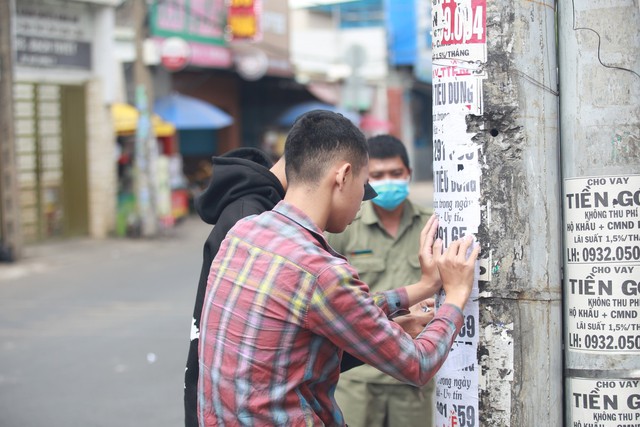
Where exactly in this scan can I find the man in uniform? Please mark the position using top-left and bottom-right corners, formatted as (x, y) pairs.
(329, 134), (436, 427)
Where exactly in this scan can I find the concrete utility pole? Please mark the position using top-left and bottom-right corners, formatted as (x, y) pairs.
(558, 2), (640, 426)
(0, 0), (22, 261)
(431, 0), (562, 425)
(132, 0), (158, 237)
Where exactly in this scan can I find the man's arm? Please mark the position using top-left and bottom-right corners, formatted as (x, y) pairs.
(192, 199), (268, 327)
(307, 237), (478, 386)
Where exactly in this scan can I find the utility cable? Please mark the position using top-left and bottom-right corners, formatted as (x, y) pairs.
(571, 0), (640, 80)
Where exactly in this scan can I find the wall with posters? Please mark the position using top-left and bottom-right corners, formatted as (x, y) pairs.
(559, 1), (639, 426)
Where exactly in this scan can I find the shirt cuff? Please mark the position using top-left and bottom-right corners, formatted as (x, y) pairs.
(435, 303), (465, 331)
(383, 287), (410, 314)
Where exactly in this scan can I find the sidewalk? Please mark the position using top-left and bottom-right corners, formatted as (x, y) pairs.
(0, 216), (211, 427)
(0, 216), (209, 282)
(0, 182), (433, 278)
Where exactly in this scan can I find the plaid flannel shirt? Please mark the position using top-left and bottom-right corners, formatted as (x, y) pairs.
(198, 201), (463, 426)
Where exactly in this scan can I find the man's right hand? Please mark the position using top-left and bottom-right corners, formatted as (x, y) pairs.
(403, 217), (478, 308)
(439, 235), (479, 310)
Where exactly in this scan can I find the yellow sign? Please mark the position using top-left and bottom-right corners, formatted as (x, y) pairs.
(228, 14), (257, 38)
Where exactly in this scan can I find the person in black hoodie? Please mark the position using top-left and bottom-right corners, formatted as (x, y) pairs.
(184, 147), (434, 427)
(184, 147), (286, 427)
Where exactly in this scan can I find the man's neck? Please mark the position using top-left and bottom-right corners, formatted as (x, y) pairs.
(284, 185), (332, 231)
(269, 157), (287, 191)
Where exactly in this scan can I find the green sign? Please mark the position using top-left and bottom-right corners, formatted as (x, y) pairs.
(150, 0), (227, 46)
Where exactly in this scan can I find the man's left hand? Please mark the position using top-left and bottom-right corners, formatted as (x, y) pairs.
(393, 298), (435, 338)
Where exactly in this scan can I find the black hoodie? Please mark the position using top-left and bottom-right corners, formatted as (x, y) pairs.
(184, 147), (363, 427)
(184, 148), (285, 427)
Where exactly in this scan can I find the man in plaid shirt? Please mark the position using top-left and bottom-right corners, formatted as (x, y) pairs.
(198, 110), (478, 426)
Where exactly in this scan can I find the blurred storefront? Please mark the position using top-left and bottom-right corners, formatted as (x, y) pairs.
(288, 0), (434, 180)
(386, 0), (433, 180)
(114, 0), (306, 200)
(110, 102), (190, 237)
(13, 0), (119, 243)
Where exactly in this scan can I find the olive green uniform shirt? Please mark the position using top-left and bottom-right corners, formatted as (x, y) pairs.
(326, 198), (433, 384)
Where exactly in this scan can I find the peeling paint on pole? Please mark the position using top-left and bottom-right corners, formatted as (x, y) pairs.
(478, 0), (563, 424)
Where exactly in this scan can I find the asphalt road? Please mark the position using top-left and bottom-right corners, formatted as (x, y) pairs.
(0, 181), (433, 427)
(0, 217), (211, 427)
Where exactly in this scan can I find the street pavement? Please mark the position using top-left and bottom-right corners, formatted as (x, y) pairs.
(0, 180), (433, 427)
(0, 217), (211, 427)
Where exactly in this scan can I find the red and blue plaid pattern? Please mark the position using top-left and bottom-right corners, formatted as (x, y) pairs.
(198, 201), (462, 426)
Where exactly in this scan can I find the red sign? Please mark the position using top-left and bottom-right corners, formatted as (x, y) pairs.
(160, 37), (191, 72)
(439, 0), (485, 46)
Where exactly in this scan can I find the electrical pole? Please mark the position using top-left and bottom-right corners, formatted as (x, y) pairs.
(132, 0), (158, 237)
(0, 0), (22, 261)
(431, 0), (562, 425)
(558, 2), (640, 426)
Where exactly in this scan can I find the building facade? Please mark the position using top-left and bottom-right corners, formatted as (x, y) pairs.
(12, 0), (119, 242)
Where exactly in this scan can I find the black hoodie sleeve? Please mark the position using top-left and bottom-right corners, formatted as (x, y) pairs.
(340, 351), (364, 372)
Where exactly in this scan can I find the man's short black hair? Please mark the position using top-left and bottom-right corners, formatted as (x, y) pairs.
(367, 134), (410, 169)
(284, 110), (368, 185)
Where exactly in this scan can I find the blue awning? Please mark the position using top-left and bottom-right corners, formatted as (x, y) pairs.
(276, 101), (359, 127)
(154, 93), (233, 130)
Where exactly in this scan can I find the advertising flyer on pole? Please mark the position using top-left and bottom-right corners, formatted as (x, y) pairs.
(564, 175), (640, 354)
(432, 0), (486, 426)
(565, 174), (640, 427)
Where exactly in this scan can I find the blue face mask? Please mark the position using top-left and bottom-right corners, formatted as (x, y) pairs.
(370, 179), (410, 211)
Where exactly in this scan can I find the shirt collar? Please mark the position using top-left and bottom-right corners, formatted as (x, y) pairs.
(273, 200), (341, 255)
(360, 199), (418, 227)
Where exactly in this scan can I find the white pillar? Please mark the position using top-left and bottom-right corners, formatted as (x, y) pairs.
(558, 1), (640, 426)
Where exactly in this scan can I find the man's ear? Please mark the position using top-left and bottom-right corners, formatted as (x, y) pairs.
(335, 162), (352, 190)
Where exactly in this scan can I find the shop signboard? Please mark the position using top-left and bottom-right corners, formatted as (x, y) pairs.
(385, 0), (417, 66)
(15, 0), (93, 70)
(150, 0), (232, 68)
(151, 0), (226, 45)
